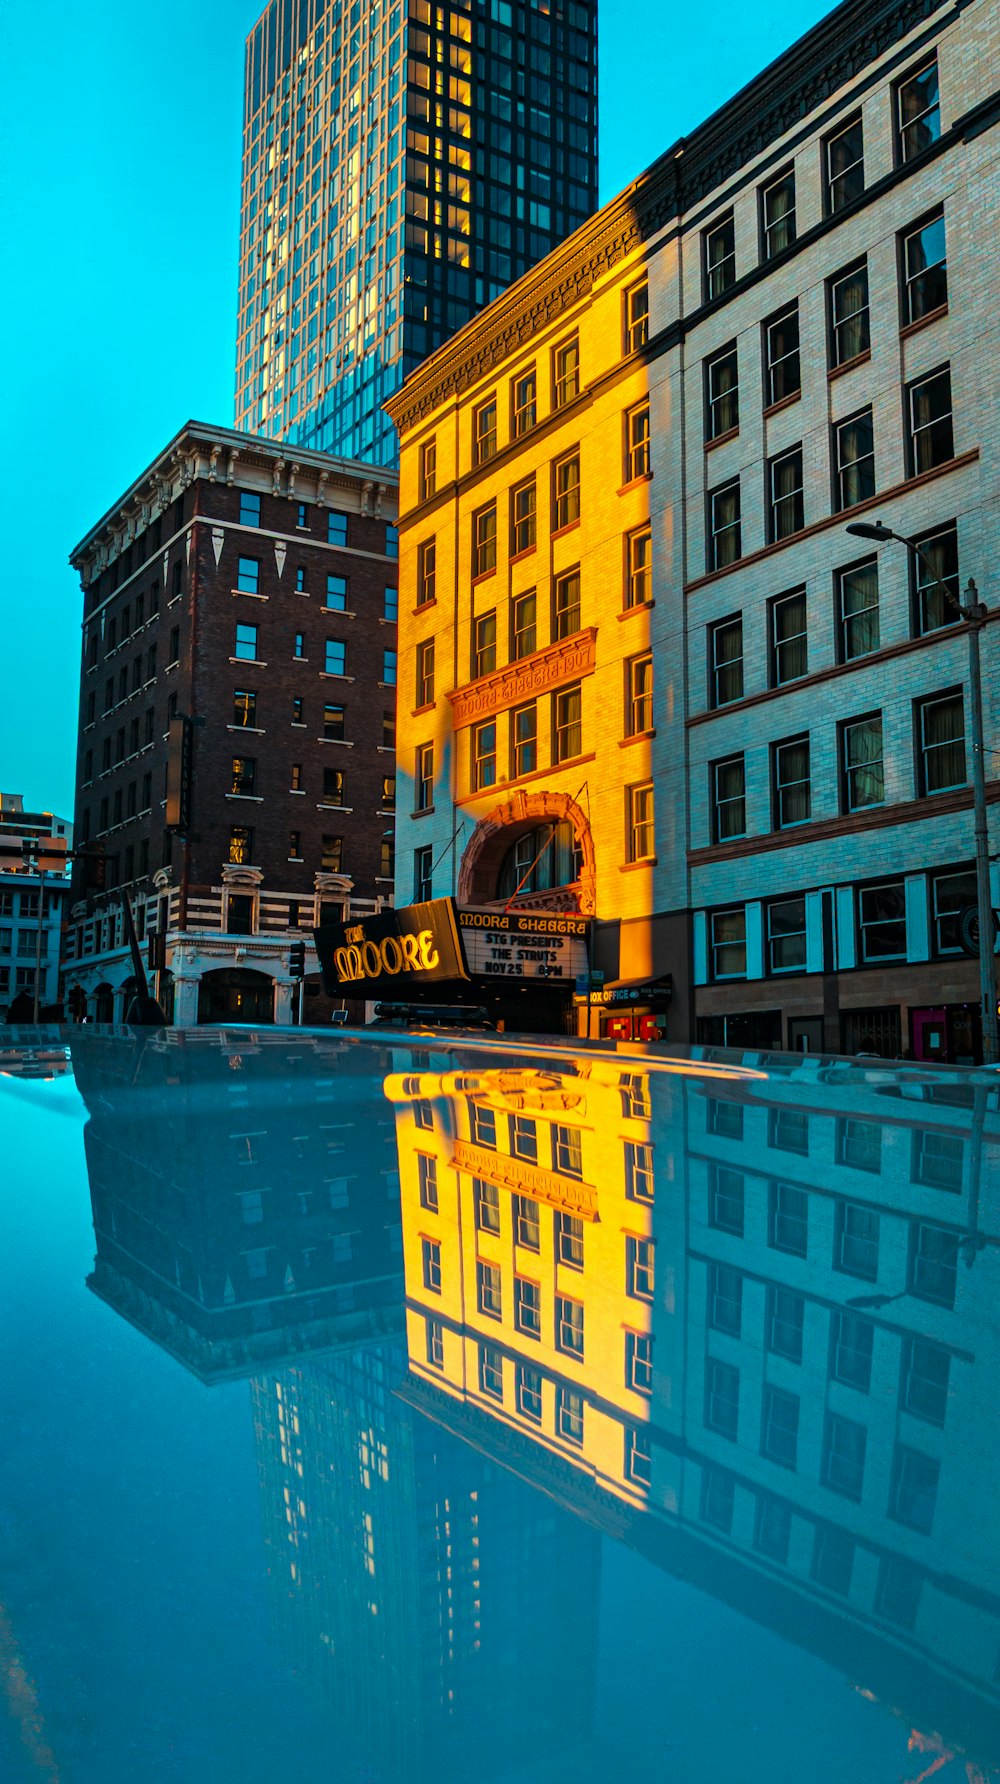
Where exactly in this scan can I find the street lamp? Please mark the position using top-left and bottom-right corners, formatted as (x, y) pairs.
(846, 519), (998, 1064)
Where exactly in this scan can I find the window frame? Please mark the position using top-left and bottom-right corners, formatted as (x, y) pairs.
(709, 614), (743, 707)
(705, 342), (739, 442)
(626, 651), (653, 737)
(709, 907), (747, 981)
(472, 719), (498, 792)
(623, 278), (649, 354)
(627, 782), (655, 863)
(703, 212), (736, 302)
(837, 556), (880, 660)
(472, 502), (498, 579)
(906, 364), (954, 476)
(708, 479), (741, 571)
(511, 366), (537, 438)
(895, 55), (941, 165)
(553, 333), (580, 407)
(900, 207), (947, 326)
(917, 688), (966, 794)
(624, 400), (651, 483)
(841, 712), (885, 813)
(825, 114), (865, 213)
(624, 524), (652, 609)
(771, 733), (811, 829)
(833, 407), (875, 511)
(828, 259), (871, 368)
(553, 451), (581, 531)
(760, 166), (796, 260)
(763, 302), (801, 408)
(473, 394), (498, 465)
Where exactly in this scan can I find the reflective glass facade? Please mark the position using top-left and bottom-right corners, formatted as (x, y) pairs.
(235, 0), (599, 465)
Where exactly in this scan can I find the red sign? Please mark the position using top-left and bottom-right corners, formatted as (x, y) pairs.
(604, 1014), (662, 1042)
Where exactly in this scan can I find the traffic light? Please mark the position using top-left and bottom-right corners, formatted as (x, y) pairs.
(289, 941), (306, 980)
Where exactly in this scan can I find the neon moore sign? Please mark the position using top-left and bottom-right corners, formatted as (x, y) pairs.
(314, 897), (468, 996)
(334, 926), (441, 983)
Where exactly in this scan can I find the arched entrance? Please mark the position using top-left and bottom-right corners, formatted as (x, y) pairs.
(458, 790), (596, 913)
(198, 968), (274, 1025)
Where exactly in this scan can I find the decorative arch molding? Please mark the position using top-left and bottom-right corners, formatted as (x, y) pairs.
(457, 790), (596, 914)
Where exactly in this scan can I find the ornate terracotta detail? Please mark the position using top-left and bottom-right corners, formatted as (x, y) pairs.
(458, 789), (596, 915)
(448, 629), (596, 728)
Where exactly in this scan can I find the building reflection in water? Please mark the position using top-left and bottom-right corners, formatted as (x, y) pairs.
(71, 1028), (599, 1784)
(388, 1045), (1000, 1777)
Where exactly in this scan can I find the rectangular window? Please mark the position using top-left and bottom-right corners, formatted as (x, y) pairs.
(239, 491), (261, 526)
(907, 366), (953, 474)
(625, 525), (652, 608)
(705, 1358), (739, 1439)
(626, 1330), (653, 1395)
(556, 1211), (584, 1269)
(838, 558), (880, 658)
(517, 1363), (543, 1423)
(627, 783), (655, 863)
(890, 1445), (939, 1533)
(836, 1117), (882, 1174)
(510, 1115), (537, 1162)
(473, 503), (497, 577)
(554, 1125), (583, 1179)
(233, 689), (256, 728)
(708, 480), (741, 570)
(324, 702), (345, 741)
(896, 57), (940, 163)
(912, 522), (959, 634)
(902, 208), (947, 324)
(901, 1337), (950, 1425)
(755, 1495), (792, 1563)
(472, 721), (497, 791)
(384, 587), (398, 622)
(426, 1317), (444, 1369)
(627, 653), (653, 736)
(859, 880), (907, 961)
(235, 622), (258, 661)
(512, 479), (537, 558)
(767, 896), (807, 973)
(512, 367), (537, 436)
(473, 395), (497, 464)
(415, 639), (435, 708)
(325, 574), (347, 611)
(704, 213), (735, 300)
(384, 524), (398, 560)
(706, 1097), (743, 1140)
(554, 569), (581, 640)
(812, 1526), (855, 1596)
(288, 830), (302, 860)
(556, 1385), (584, 1445)
(511, 702), (537, 778)
(382, 649), (397, 685)
(826, 116), (864, 212)
(625, 1141), (655, 1203)
(322, 766), (345, 805)
(624, 279), (649, 353)
(761, 1385), (799, 1469)
(473, 610), (497, 679)
(325, 639), (346, 676)
(624, 401), (650, 482)
(710, 616), (743, 706)
(417, 537), (437, 607)
(327, 511), (348, 547)
(229, 826), (253, 865)
(931, 866), (977, 956)
(514, 1276), (542, 1337)
(909, 1220), (959, 1307)
(479, 1343), (504, 1400)
(419, 438), (437, 502)
(834, 408), (875, 510)
(512, 589), (537, 659)
(762, 169), (795, 258)
(770, 588), (807, 682)
(708, 1262), (742, 1336)
(554, 454), (581, 531)
(474, 1178), (501, 1236)
(230, 755), (256, 796)
(701, 1467), (736, 1533)
(422, 1236), (442, 1293)
(772, 735), (810, 828)
(835, 1199), (880, 1281)
(477, 1259), (502, 1319)
(705, 344), (739, 441)
(556, 1295), (585, 1358)
(764, 303), (801, 407)
(769, 1180), (808, 1257)
(553, 684), (581, 761)
(418, 1153), (438, 1212)
(842, 714), (885, 812)
(321, 835), (343, 871)
(625, 1426), (652, 1488)
(514, 1193), (541, 1250)
(237, 556), (260, 594)
(823, 1412), (867, 1499)
(553, 335), (580, 407)
(416, 743), (434, 812)
(710, 908), (746, 980)
(414, 845), (433, 904)
(766, 1284), (804, 1362)
(293, 632), (306, 660)
(918, 691), (965, 793)
(829, 261), (870, 366)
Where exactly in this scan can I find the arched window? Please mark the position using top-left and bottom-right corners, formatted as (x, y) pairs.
(497, 821), (582, 900)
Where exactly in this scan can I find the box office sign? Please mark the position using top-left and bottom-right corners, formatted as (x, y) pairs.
(458, 908), (589, 982)
(314, 898), (468, 995)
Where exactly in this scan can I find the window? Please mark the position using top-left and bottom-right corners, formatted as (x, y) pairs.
(422, 1235), (442, 1294)
(901, 1337), (950, 1425)
(322, 766), (345, 805)
(553, 1125), (583, 1179)
(507, 702), (537, 779)
(514, 1276), (542, 1338)
(705, 1358), (739, 1439)
(842, 714), (884, 812)
(626, 1330), (653, 1395)
(508, 592), (537, 664)
(553, 454), (581, 531)
(478, 1343), (503, 1400)
(812, 1526), (855, 1596)
(382, 649), (397, 685)
(829, 261), (870, 366)
(624, 279), (649, 353)
(321, 835), (344, 873)
(517, 1363), (543, 1423)
(767, 897), (806, 973)
(912, 522), (959, 634)
(230, 755), (256, 796)
(556, 1294), (585, 1358)
(823, 1412), (867, 1499)
(834, 409), (875, 509)
(708, 480), (741, 570)
(288, 830), (302, 860)
(470, 1101), (497, 1149)
(826, 115), (864, 212)
(907, 366), (953, 473)
(931, 866), (977, 955)
(472, 721), (496, 791)
(325, 575), (347, 611)
(473, 611), (496, 678)
(233, 689), (256, 728)
(553, 570), (581, 642)
(510, 1115), (537, 1162)
(706, 1097), (743, 1140)
(474, 1177), (501, 1234)
(473, 503), (497, 577)
(511, 1194), (541, 1251)
(626, 1236), (655, 1301)
(556, 1209), (584, 1269)
(705, 344), (739, 440)
(910, 1219), (959, 1307)
(426, 1317), (444, 1369)
(627, 783), (655, 863)
(511, 479), (537, 558)
(772, 735), (810, 828)
(890, 1444), (939, 1534)
(327, 511), (348, 547)
(829, 1308), (874, 1394)
(708, 1262), (742, 1336)
(704, 213), (735, 300)
(838, 559), (880, 659)
(512, 367), (537, 436)
(237, 556), (260, 594)
(416, 743), (434, 812)
(477, 1259), (502, 1319)
(292, 697), (304, 725)
(553, 685), (581, 761)
(324, 639), (346, 677)
(418, 1153), (438, 1212)
(701, 1467), (736, 1533)
(323, 702), (345, 741)
(473, 395), (497, 464)
(556, 1385), (584, 1445)
(764, 304), (801, 406)
(625, 1141), (654, 1203)
(709, 616), (743, 707)
(239, 491), (261, 527)
(896, 56), (940, 163)
(918, 691), (965, 793)
(710, 907), (746, 984)
(419, 438), (437, 501)
(235, 622), (258, 661)
(762, 169), (796, 258)
(754, 1496), (792, 1563)
(857, 880), (906, 962)
(294, 632), (306, 659)
(769, 588), (807, 682)
(553, 335), (580, 407)
(416, 537), (437, 609)
(762, 1386), (799, 1469)
(625, 525), (652, 608)
(914, 1127), (964, 1191)
(902, 208), (947, 324)
(836, 1118), (882, 1174)
(625, 1426), (652, 1488)
(295, 567), (307, 593)
(384, 524), (398, 560)
(769, 1180), (808, 1257)
(624, 401), (650, 482)
(627, 653), (653, 736)
(414, 845), (433, 904)
(767, 1285), (804, 1363)
(414, 638), (435, 708)
(834, 1199), (880, 1281)
(709, 1162), (745, 1235)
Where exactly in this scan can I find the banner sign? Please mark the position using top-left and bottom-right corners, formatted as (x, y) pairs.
(314, 898), (468, 996)
(458, 908), (589, 982)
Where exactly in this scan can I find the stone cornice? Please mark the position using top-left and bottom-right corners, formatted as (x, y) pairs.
(447, 629), (597, 728)
(386, 0), (952, 437)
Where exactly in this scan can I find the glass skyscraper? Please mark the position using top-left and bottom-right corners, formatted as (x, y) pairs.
(234, 0), (599, 465)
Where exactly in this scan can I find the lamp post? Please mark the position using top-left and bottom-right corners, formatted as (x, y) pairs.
(846, 520), (997, 1062)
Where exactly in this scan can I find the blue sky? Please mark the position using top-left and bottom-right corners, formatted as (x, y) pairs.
(0, 0), (828, 817)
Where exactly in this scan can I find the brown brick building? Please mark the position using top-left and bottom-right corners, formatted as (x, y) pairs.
(65, 422), (399, 1025)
